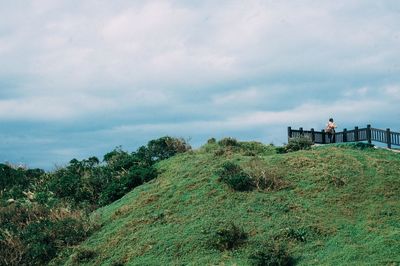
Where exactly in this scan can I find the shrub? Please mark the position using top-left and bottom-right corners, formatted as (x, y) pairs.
(21, 219), (58, 264)
(217, 162), (254, 191)
(99, 166), (157, 206)
(104, 147), (139, 171)
(240, 142), (275, 156)
(0, 229), (25, 266)
(214, 148), (226, 157)
(284, 228), (308, 242)
(0, 164), (30, 192)
(146, 136), (191, 162)
(0, 203), (50, 232)
(250, 243), (294, 266)
(207, 138), (217, 144)
(48, 169), (82, 202)
(330, 176), (346, 187)
(52, 218), (91, 246)
(284, 136), (313, 152)
(218, 137), (239, 147)
(276, 146), (287, 154)
(111, 261), (125, 266)
(12, 207), (96, 265)
(244, 159), (286, 191)
(210, 223), (247, 251)
(72, 248), (97, 264)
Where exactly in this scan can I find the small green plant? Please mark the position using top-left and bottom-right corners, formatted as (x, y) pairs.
(217, 162), (254, 191)
(218, 137), (239, 147)
(279, 226), (326, 243)
(250, 243), (294, 266)
(330, 176), (346, 187)
(284, 227), (308, 242)
(111, 260), (125, 266)
(284, 136), (313, 153)
(72, 248), (97, 264)
(210, 223), (247, 251)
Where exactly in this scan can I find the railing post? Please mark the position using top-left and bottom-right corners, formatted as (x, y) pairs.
(311, 128), (315, 142)
(299, 127), (303, 136)
(386, 128), (392, 149)
(367, 124), (372, 144)
(343, 128), (347, 142)
(321, 129), (326, 144)
(288, 126), (292, 141)
(354, 126), (359, 142)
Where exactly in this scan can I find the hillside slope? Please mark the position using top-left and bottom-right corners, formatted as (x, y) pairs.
(56, 143), (400, 265)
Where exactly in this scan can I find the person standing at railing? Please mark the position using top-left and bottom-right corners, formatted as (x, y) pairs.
(325, 118), (337, 143)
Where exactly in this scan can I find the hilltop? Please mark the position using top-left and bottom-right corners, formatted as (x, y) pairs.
(53, 141), (400, 265)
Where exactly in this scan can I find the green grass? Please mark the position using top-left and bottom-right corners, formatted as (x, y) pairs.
(55, 142), (400, 265)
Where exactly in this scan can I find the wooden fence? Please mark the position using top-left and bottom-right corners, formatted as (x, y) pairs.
(288, 125), (400, 149)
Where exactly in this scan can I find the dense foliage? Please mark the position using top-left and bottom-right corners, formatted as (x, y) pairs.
(0, 136), (190, 266)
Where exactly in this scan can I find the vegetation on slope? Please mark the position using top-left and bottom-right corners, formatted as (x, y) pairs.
(56, 140), (400, 265)
(0, 136), (190, 266)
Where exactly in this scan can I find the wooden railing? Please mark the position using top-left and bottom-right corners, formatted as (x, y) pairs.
(288, 125), (400, 148)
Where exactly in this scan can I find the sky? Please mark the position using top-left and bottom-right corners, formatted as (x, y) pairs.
(1, 0), (400, 169)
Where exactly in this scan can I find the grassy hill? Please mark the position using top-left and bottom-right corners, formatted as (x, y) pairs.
(55, 142), (400, 265)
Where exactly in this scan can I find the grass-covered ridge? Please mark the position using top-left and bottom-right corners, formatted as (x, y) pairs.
(58, 141), (399, 265)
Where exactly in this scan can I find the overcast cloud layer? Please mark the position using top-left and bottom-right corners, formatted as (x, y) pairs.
(1, 0), (400, 169)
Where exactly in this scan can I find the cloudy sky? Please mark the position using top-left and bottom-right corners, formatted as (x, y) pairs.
(1, 0), (400, 169)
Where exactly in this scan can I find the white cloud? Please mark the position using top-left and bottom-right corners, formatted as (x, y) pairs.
(104, 97), (393, 138)
(343, 87), (369, 97)
(385, 85), (400, 100)
(1, 0), (400, 167)
(212, 88), (263, 105)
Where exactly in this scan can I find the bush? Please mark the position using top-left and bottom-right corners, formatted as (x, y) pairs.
(104, 148), (138, 171)
(276, 146), (287, 154)
(0, 229), (25, 266)
(214, 148), (226, 157)
(20, 215), (94, 265)
(284, 136), (313, 153)
(210, 223), (247, 251)
(21, 219), (58, 264)
(0, 136), (190, 265)
(52, 218), (91, 246)
(0, 164), (35, 193)
(244, 159), (286, 191)
(250, 243), (294, 266)
(207, 138), (217, 144)
(240, 142), (275, 156)
(72, 248), (97, 264)
(0, 201), (96, 266)
(146, 136), (191, 162)
(217, 162), (254, 191)
(284, 227), (308, 242)
(48, 169), (83, 202)
(218, 137), (239, 147)
(99, 166), (157, 205)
